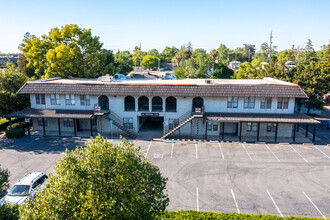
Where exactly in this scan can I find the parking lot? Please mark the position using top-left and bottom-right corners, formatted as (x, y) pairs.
(1, 136), (329, 218)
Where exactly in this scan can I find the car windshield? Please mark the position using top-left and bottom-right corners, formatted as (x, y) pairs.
(8, 185), (30, 196)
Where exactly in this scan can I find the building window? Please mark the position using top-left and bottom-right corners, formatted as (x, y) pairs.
(36, 94), (45, 105)
(247, 122), (252, 132)
(152, 96), (163, 112)
(50, 94), (60, 105)
(123, 117), (133, 129)
(138, 96), (149, 111)
(65, 94), (75, 105)
(166, 97), (177, 112)
(261, 97), (272, 109)
(63, 119), (74, 127)
(80, 95), (90, 106)
(252, 123), (258, 132)
(227, 97), (232, 108)
(168, 119), (179, 130)
(227, 97), (238, 108)
(207, 122), (218, 131)
(267, 123), (277, 132)
(244, 97), (255, 109)
(277, 98), (289, 109)
(247, 122), (257, 132)
(124, 96), (135, 111)
(233, 97), (238, 108)
(37, 119), (48, 127)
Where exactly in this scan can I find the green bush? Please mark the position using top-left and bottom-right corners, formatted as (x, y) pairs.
(157, 211), (323, 220)
(6, 122), (26, 131)
(5, 128), (25, 139)
(0, 203), (20, 220)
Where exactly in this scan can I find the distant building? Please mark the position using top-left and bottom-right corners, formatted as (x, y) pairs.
(228, 61), (241, 73)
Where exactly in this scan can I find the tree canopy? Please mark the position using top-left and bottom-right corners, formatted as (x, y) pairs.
(0, 165), (10, 198)
(0, 65), (30, 117)
(21, 136), (169, 219)
(22, 24), (116, 79)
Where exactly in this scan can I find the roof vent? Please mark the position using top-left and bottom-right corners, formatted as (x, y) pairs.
(205, 79), (214, 84)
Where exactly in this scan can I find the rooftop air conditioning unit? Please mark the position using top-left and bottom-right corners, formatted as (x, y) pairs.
(97, 74), (112, 82)
(205, 79), (214, 84)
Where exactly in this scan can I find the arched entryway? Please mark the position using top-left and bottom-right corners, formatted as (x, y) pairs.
(192, 97), (204, 110)
(98, 95), (109, 110)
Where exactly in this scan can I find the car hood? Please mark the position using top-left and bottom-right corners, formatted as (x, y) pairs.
(0, 195), (28, 205)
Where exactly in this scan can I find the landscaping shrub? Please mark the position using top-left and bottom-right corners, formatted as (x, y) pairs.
(6, 122), (27, 131)
(5, 128), (25, 139)
(157, 211), (323, 220)
(0, 203), (20, 220)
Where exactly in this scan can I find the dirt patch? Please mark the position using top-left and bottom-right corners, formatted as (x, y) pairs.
(180, 143), (188, 147)
(205, 143), (212, 147)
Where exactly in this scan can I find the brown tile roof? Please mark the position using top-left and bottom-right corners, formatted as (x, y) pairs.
(205, 112), (320, 124)
(17, 82), (308, 98)
(6, 108), (94, 119)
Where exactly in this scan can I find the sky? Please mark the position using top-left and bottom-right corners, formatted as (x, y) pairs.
(0, 0), (329, 53)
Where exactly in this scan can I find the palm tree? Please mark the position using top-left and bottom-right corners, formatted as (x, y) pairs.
(210, 49), (218, 71)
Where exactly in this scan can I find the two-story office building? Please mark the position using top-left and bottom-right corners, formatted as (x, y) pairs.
(7, 76), (319, 142)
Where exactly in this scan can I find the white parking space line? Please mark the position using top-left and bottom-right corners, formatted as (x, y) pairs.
(144, 141), (152, 158)
(267, 190), (283, 217)
(289, 145), (308, 163)
(265, 144), (280, 162)
(195, 143), (198, 160)
(242, 143), (252, 161)
(313, 145), (330, 160)
(231, 189), (240, 214)
(218, 142), (225, 160)
(196, 187), (199, 211)
(171, 143), (174, 158)
(303, 191), (326, 219)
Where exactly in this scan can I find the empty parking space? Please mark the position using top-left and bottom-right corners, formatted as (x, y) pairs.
(1, 136), (329, 218)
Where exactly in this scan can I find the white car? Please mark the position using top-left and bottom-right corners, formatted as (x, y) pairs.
(0, 172), (48, 205)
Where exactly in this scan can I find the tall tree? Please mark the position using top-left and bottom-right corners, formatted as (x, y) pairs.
(21, 136), (169, 219)
(216, 44), (229, 65)
(141, 55), (158, 69)
(114, 50), (133, 74)
(22, 24), (115, 79)
(161, 46), (178, 63)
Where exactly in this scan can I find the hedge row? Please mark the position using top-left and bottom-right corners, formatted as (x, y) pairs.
(157, 211), (323, 220)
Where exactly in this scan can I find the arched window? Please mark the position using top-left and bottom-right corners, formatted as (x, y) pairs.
(124, 96), (135, 111)
(192, 97), (203, 110)
(152, 96), (163, 112)
(138, 96), (149, 111)
(98, 95), (109, 110)
(166, 97), (177, 112)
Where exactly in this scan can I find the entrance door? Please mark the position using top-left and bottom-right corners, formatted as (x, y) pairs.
(98, 95), (109, 110)
(192, 97), (204, 112)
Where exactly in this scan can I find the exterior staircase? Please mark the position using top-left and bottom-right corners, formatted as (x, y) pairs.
(108, 111), (136, 139)
(161, 111), (203, 140)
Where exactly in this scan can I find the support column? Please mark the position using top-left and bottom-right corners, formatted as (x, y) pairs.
(257, 122), (260, 141)
(42, 118), (46, 135)
(90, 119), (93, 137)
(312, 124), (316, 143)
(27, 119), (30, 135)
(274, 123), (278, 142)
(222, 122), (225, 140)
(74, 119), (77, 136)
(239, 122), (242, 142)
(58, 119), (61, 136)
(305, 124), (309, 137)
(205, 121), (208, 140)
(293, 124), (296, 142)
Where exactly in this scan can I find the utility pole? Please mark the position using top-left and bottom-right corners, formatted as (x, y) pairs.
(269, 31), (273, 63)
(139, 43), (142, 71)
